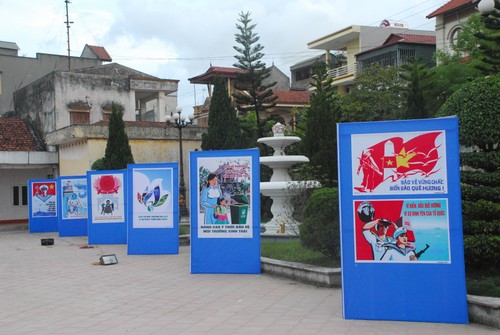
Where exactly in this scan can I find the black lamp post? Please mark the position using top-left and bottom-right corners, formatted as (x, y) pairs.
(166, 107), (195, 218)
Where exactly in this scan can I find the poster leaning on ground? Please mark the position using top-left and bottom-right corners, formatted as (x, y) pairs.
(337, 117), (467, 324)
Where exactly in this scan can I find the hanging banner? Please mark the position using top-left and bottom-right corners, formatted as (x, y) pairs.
(337, 117), (467, 324)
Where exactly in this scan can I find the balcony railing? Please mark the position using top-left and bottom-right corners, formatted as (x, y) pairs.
(328, 63), (358, 79)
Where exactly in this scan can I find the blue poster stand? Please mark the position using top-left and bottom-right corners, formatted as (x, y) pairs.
(87, 170), (127, 244)
(126, 163), (179, 254)
(190, 149), (261, 274)
(58, 175), (88, 237)
(337, 117), (467, 324)
(28, 179), (59, 233)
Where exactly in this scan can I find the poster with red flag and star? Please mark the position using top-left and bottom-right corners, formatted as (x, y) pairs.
(352, 131), (447, 195)
(338, 118), (467, 324)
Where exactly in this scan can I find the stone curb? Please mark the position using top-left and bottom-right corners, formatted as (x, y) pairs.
(261, 257), (499, 329)
(260, 257), (341, 288)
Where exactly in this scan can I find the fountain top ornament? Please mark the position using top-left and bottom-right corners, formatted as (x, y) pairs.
(257, 123), (301, 156)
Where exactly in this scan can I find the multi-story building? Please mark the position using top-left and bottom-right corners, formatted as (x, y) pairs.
(426, 0), (479, 59)
(0, 42), (202, 223)
(307, 25), (436, 94)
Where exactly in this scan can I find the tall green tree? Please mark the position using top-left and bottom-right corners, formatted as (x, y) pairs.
(475, 0), (500, 75)
(233, 11), (277, 140)
(302, 62), (341, 187)
(436, 76), (500, 274)
(399, 57), (434, 119)
(102, 103), (134, 170)
(429, 14), (484, 116)
(341, 64), (404, 122)
(201, 77), (243, 150)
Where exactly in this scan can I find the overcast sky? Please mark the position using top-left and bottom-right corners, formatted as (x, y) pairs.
(0, 0), (448, 114)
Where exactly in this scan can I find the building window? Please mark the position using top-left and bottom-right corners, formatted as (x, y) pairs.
(70, 111), (90, 125)
(68, 105), (91, 125)
(13, 186), (28, 206)
(450, 27), (462, 47)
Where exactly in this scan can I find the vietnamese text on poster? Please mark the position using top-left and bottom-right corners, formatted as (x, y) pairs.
(31, 181), (57, 217)
(354, 199), (450, 263)
(61, 178), (88, 220)
(90, 173), (125, 223)
(352, 131), (447, 195)
(197, 156), (252, 238)
(132, 167), (174, 229)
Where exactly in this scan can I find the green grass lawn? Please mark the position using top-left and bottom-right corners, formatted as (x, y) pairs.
(261, 240), (340, 268)
(261, 240), (499, 297)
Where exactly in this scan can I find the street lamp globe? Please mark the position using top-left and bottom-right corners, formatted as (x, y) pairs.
(478, 0), (496, 15)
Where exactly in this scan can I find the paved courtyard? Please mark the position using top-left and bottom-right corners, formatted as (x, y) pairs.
(0, 224), (497, 335)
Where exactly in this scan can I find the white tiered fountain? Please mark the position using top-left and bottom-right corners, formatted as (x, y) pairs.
(259, 123), (320, 236)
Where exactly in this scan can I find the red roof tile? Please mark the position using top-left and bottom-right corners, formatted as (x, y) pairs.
(384, 34), (436, 46)
(0, 118), (40, 151)
(274, 90), (310, 105)
(87, 45), (112, 61)
(427, 0), (473, 18)
(188, 66), (246, 84)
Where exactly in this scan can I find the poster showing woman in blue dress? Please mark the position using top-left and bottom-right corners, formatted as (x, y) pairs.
(197, 156), (252, 238)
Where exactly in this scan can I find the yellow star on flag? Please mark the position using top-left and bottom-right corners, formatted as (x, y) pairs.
(396, 148), (416, 168)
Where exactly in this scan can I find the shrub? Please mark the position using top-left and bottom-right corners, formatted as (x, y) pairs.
(299, 188), (340, 260)
(91, 158), (105, 170)
(463, 235), (500, 274)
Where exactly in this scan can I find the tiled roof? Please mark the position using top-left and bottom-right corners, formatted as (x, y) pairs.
(189, 66), (246, 84)
(427, 0), (473, 18)
(87, 45), (112, 61)
(357, 33), (436, 56)
(384, 34), (436, 46)
(0, 118), (40, 151)
(274, 90), (310, 105)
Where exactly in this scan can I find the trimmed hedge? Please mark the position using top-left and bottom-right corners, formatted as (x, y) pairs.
(463, 235), (500, 273)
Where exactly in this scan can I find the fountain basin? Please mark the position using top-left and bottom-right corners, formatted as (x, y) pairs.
(257, 136), (302, 156)
(260, 156), (309, 170)
(260, 180), (321, 197)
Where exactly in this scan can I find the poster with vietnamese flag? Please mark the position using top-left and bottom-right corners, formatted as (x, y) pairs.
(352, 131), (447, 195)
(337, 117), (467, 324)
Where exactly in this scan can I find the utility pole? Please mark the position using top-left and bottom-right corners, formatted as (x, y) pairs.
(64, 0), (73, 71)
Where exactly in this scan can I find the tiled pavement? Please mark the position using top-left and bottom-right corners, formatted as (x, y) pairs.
(0, 224), (497, 335)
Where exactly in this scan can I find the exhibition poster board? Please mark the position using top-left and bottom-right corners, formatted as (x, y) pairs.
(190, 148), (261, 274)
(337, 117), (467, 323)
(58, 175), (88, 237)
(28, 179), (58, 233)
(127, 163), (179, 254)
(87, 170), (127, 244)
